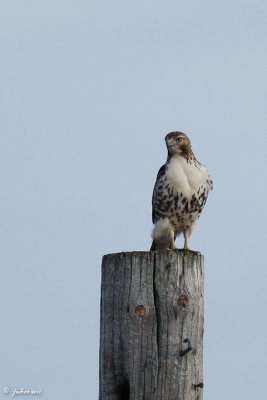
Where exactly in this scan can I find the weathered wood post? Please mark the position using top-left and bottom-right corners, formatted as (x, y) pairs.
(99, 251), (204, 400)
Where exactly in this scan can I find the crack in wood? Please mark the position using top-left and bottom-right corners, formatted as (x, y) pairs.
(99, 251), (204, 400)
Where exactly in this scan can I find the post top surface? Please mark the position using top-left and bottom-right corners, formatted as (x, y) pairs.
(102, 250), (203, 261)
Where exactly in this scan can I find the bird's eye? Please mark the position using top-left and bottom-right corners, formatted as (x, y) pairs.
(177, 137), (183, 143)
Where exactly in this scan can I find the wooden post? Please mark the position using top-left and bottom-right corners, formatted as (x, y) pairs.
(99, 251), (204, 400)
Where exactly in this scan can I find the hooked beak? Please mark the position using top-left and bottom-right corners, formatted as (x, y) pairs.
(165, 138), (176, 148)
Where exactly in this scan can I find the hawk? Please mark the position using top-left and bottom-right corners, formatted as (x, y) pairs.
(150, 131), (213, 251)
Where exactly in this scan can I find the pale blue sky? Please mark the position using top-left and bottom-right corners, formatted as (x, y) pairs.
(0, 1), (267, 399)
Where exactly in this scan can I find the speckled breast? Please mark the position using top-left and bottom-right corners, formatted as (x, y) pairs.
(153, 178), (209, 233)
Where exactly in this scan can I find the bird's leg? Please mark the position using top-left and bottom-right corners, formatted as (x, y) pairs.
(169, 241), (177, 251)
(183, 230), (190, 250)
(168, 230), (177, 250)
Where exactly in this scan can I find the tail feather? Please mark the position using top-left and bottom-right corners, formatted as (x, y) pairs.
(150, 218), (175, 251)
(150, 240), (156, 251)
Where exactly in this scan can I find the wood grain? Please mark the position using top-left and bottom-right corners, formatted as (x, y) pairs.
(99, 251), (204, 400)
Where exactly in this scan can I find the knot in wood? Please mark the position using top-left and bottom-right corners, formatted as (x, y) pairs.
(135, 305), (146, 317)
(177, 292), (189, 308)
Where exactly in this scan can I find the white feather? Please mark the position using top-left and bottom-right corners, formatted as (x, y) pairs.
(167, 155), (211, 197)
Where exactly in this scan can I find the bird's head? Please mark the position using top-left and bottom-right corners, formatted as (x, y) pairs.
(165, 131), (191, 156)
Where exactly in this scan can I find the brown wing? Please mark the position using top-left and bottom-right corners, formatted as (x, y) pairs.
(152, 164), (166, 223)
